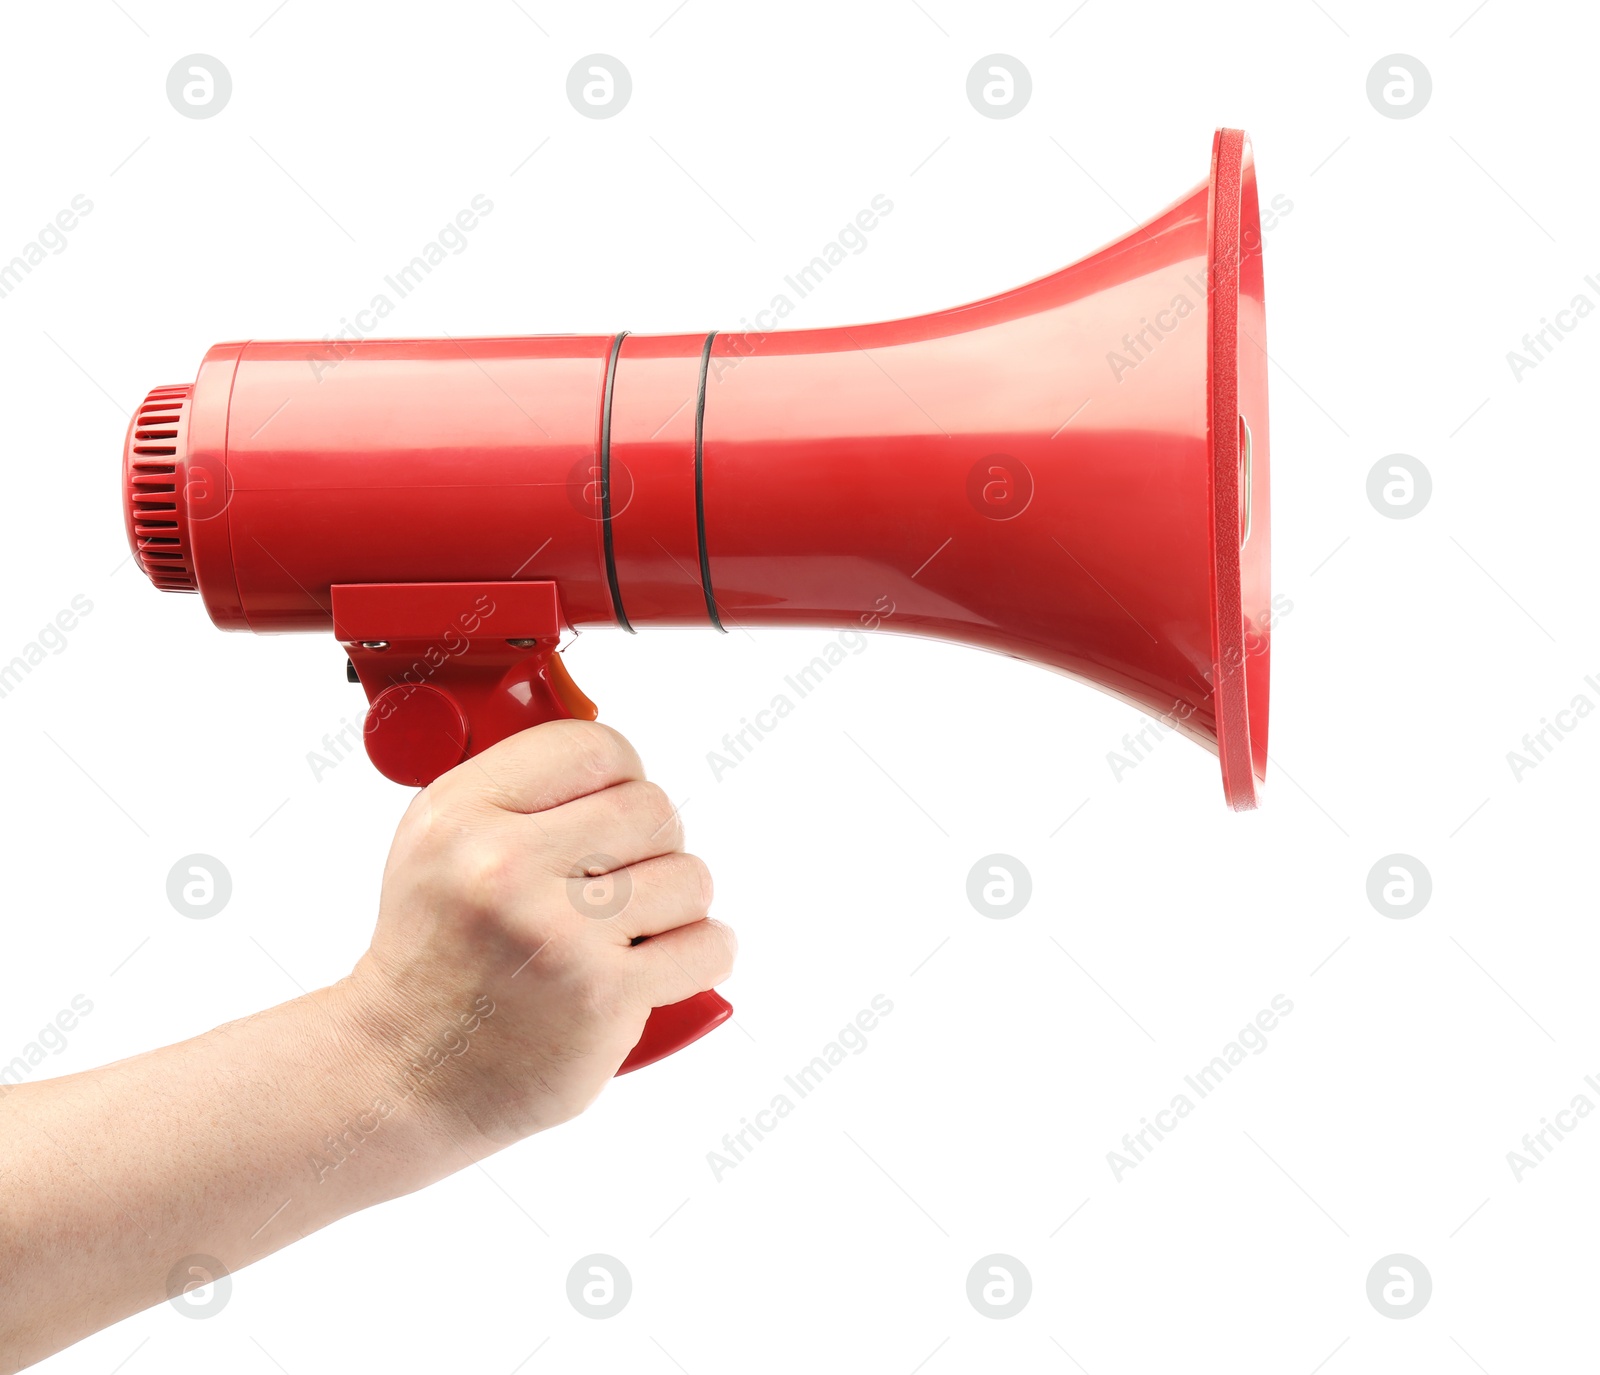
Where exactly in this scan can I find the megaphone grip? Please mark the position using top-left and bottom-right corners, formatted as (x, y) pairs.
(335, 581), (733, 1074)
(618, 989), (734, 1074)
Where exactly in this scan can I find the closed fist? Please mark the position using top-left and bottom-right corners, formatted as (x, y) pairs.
(345, 720), (736, 1145)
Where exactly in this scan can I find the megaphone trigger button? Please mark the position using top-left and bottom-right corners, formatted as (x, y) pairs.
(546, 651), (599, 722)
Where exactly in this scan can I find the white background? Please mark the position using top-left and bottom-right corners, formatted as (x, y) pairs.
(3, 1), (1596, 1370)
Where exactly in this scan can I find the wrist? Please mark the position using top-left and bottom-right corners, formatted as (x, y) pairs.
(312, 966), (501, 1188)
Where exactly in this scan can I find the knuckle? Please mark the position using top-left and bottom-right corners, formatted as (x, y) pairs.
(456, 839), (520, 919)
(630, 781), (681, 844)
(706, 919), (738, 980)
(682, 853), (714, 907)
(559, 719), (633, 782)
(595, 779), (674, 840)
(563, 859), (634, 921)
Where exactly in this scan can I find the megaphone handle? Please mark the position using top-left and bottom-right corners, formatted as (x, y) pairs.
(618, 988), (734, 1074)
(542, 654), (735, 1075)
(340, 582), (734, 1077)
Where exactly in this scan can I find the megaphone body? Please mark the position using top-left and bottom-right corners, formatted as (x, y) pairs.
(124, 129), (1271, 1072)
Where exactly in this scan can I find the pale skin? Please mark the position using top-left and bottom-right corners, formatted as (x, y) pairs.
(0, 720), (735, 1372)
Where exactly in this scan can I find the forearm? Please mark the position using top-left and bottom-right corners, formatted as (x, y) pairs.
(0, 979), (473, 1371)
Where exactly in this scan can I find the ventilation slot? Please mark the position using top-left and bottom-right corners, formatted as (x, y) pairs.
(126, 384), (198, 592)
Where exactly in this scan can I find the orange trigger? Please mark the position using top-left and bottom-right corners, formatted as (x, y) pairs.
(547, 650), (598, 721)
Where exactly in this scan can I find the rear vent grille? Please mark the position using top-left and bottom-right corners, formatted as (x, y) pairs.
(127, 385), (197, 592)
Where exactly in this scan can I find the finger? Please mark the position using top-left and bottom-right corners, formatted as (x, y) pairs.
(538, 779), (685, 875)
(438, 719), (644, 816)
(572, 852), (712, 943)
(629, 917), (737, 1009)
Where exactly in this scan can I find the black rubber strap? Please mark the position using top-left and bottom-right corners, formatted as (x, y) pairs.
(694, 330), (725, 632)
(600, 331), (633, 633)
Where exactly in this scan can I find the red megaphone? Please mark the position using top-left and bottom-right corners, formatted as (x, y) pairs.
(123, 128), (1271, 1074)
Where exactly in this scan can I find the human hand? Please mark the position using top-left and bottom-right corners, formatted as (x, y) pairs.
(341, 719), (736, 1152)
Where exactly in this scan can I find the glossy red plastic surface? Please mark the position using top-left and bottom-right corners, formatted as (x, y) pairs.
(702, 130), (1269, 804)
(332, 580), (582, 788)
(123, 129), (1270, 1065)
